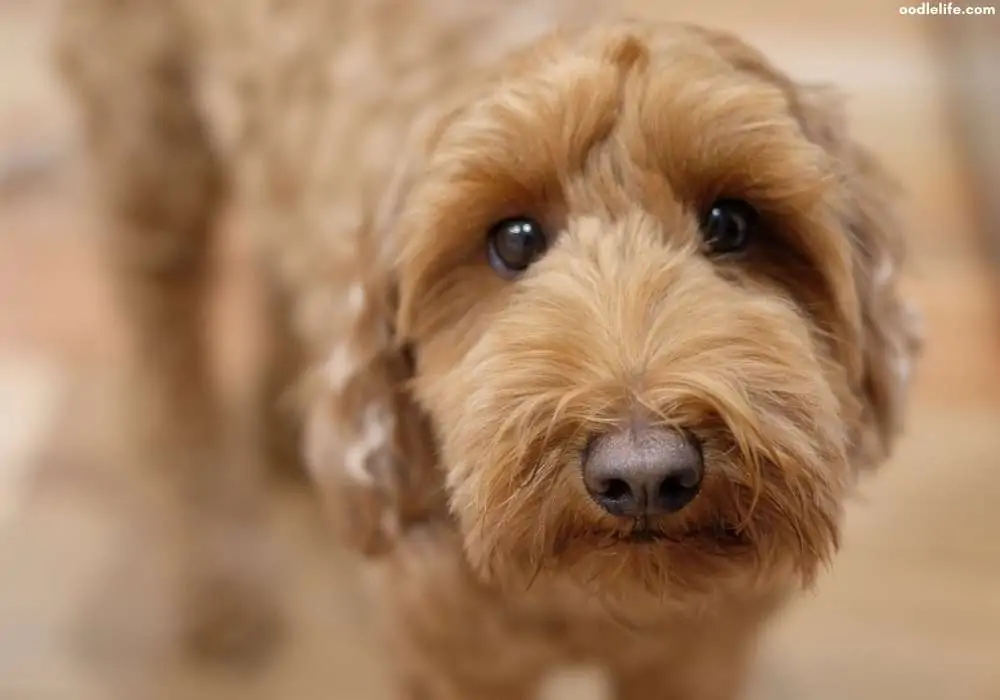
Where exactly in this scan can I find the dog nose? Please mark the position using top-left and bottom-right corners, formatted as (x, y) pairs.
(582, 425), (703, 517)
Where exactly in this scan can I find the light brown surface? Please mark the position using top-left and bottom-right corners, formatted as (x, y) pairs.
(1, 2), (998, 699)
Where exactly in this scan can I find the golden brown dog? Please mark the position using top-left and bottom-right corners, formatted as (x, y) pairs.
(57, 0), (922, 697)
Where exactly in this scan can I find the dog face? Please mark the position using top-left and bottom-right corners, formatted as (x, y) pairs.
(310, 22), (921, 613)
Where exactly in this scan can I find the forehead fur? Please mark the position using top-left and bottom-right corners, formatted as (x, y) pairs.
(395, 22), (853, 342)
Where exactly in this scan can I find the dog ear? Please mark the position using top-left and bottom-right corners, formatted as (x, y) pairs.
(796, 84), (924, 469)
(301, 149), (445, 557)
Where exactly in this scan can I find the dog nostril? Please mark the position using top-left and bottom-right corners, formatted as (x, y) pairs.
(587, 477), (638, 517)
(656, 468), (702, 511)
(599, 478), (632, 502)
(671, 465), (701, 491)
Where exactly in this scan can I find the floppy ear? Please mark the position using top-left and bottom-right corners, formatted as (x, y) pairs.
(796, 85), (924, 470)
(300, 152), (445, 557)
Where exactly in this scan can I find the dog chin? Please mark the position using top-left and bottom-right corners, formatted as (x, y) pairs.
(470, 524), (761, 605)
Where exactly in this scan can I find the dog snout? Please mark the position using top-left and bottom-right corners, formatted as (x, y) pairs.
(582, 425), (703, 517)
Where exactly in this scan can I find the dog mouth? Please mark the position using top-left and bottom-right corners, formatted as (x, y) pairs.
(547, 518), (754, 570)
(612, 519), (748, 549)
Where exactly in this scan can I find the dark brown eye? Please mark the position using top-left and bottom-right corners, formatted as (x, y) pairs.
(700, 199), (758, 255)
(487, 216), (547, 277)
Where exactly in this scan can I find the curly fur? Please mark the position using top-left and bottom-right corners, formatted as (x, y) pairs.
(57, 0), (922, 696)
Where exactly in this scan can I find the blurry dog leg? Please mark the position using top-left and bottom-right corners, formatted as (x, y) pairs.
(256, 266), (308, 483)
(56, 0), (283, 665)
(612, 641), (752, 700)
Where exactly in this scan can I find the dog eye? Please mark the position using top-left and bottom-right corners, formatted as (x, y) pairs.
(700, 199), (758, 255)
(487, 217), (548, 277)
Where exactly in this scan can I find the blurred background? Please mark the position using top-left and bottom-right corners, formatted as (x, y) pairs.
(0, 1), (998, 699)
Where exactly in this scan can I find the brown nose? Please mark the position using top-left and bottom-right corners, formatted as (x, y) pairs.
(582, 425), (703, 517)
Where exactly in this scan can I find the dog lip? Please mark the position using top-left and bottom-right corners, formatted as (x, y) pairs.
(615, 524), (747, 548)
(619, 528), (663, 544)
(615, 529), (682, 545)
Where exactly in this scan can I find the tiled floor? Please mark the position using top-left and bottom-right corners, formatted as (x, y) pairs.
(1, 2), (999, 700)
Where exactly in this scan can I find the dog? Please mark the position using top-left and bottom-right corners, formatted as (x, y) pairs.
(56, 0), (923, 696)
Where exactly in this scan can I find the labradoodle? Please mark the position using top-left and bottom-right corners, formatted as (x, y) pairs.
(57, 0), (922, 696)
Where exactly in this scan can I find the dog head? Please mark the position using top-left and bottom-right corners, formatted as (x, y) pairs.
(306, 21), (922, 615)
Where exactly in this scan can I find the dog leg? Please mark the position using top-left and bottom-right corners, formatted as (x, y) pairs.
(56, 0), (282, 664)
(255, 267), (307, 482)
(613, 667), (744, 700)
(369, 529), (549, 700)
(398, 671), (540, 700)
(611, 641), (753, 700)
